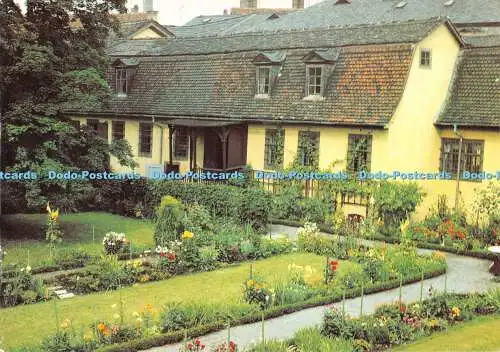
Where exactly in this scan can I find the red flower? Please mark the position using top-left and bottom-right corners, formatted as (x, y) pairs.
(166, 252), (176, 262)
(399, 303), (407, 313)
(201, 345), (205, 350)
(195, 338), (201, 346)
(329, 260), (339, 272)
(187, 343), (193, 350)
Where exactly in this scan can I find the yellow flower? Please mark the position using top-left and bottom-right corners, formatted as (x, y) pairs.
(144, 303), (153, 311)
(181, 230), (194, 239)
(433, 251), (447, 260)
(246, 279), (255, 287)
(132, 311), (140, 318)
(451, 307), (461, 317)
(60, 318), (71, 330)
(400, 219), (410, 234)
(83, 331), (93, 342)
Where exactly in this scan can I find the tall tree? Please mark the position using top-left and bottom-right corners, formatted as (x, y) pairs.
(0, 0), (136, 212)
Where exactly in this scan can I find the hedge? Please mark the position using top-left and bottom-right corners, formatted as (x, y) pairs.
(96, 265), (447, 352)
(270, 218), (496, 261)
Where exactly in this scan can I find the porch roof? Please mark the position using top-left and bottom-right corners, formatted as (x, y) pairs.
(164, 118), (243, 127)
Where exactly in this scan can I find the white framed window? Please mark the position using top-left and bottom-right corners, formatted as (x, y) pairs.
(116, 68), (128, 95)
(306, 65), (323, 96)
(420, 49), (432, 68)
(257, 66), (271, 95)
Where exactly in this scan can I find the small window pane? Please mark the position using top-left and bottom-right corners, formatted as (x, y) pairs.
(439, 138), (484, 175)
(112, 121), (125, 140)
(139, 123), (153, 157)
(257, 67), (271, 94)
(116, 68), (128, 94)
(347, 134), (372, 172)
(307, 66), (322, 96)
(174, 127), (189, 160)
(297, 131), (320, 167)
(264, 129), (284, 169)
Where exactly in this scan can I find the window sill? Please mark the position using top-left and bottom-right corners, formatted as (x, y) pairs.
(139, 153), (152, 158)
(303, 95), (324, 102)
(116, 93), (128, 98)
(254, 94), (270, 100)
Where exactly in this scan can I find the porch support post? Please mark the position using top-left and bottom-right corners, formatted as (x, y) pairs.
(168, 124), (174, 168)
(216, 127), (230, 170)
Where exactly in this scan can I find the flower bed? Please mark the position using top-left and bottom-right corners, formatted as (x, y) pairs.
(245, 289), (500, 352)
(270, 218), (496, 260)
(21, 230), (447, 352)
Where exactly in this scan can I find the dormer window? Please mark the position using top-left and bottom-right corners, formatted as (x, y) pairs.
(111, 58), (139, 96)
(302, 48), (340, 100)
(257, 66), (271, 95)
(116, 68), (128, 95)
(253, 51), (285, 98)
(307, 66), (323, 96)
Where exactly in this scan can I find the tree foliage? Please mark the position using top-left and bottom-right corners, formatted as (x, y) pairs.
(0, 0), (137, 211)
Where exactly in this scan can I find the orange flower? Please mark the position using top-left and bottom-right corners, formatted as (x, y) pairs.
(97, 322), (106, 333)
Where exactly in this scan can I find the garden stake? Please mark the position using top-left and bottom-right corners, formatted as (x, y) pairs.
(325, 256), (329, 284)
(399, 275), (403, 305)
(360, 282), (364, 317)
(92, 225), (95, 244)
(342, 290), (346, 319)
(249, 263), (253, 279)
(227, 319), (231, 346)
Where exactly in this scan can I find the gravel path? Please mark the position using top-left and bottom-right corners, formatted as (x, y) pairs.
(145, 225), (499, 352)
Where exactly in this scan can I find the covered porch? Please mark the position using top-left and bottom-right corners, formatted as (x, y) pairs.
(162, 119), (248, 173)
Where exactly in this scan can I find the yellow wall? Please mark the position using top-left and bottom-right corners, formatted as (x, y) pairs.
(130, 27), (163, 39)
(246, 124), (388, 171)
(387, 24), (461, 172)
(76, 118), (195, 175)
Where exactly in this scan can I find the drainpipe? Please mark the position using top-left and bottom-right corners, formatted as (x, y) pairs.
(453, 124), (463, 213)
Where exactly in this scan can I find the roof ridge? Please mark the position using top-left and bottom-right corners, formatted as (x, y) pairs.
(169, 17), (445, 41)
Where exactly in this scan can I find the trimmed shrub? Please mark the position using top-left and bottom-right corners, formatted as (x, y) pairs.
(153, 196), (185, 246)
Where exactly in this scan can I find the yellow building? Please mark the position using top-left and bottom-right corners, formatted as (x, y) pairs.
(71, 17), (499, 219)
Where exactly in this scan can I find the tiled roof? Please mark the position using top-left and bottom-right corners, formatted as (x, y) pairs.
(463, 35), (500, 48)
(203, 0), (500, 35)
(96, 44), (414, 126)
(438, 47), (500, 128)
(107, 18), (445, 57)
(168, 12), (293, 38)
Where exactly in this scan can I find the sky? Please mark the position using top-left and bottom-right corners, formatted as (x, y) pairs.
(14, 0), (324, 26)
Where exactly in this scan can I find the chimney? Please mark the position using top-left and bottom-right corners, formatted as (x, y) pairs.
(143, 0), (154, 12)
(131, 4), (139, 13)
(240, 0), (257, 8)
(292, 0), (304, 9)
(223, 9), (229, 15)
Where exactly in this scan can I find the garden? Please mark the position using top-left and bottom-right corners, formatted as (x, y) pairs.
(0, 178), (498, 352)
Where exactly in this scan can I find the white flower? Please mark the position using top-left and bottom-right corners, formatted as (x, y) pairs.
(155, 246), (162, 254)
(26, 265), (31, 273)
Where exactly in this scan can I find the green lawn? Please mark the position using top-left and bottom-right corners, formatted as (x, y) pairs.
(1, 212), (154, 268)
(0, 252), (325, 349)
(392, 315), (500, 352)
